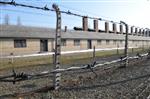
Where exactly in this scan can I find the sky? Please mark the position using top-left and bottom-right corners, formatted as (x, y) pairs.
(0, 0), (150, 31)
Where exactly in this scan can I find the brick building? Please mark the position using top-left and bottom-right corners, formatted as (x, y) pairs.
(0, 23), (150, 56)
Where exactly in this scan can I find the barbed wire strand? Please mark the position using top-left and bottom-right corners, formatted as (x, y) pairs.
(0, 9), (82, 23)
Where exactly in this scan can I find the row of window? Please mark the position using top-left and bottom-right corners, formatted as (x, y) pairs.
(61, 40), (124, 46)
(13, 39), (81, 48)
(61, 40), (80, 46)
(14, 39), (150, 48)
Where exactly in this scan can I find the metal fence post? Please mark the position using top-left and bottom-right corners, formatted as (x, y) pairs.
(52, 4), (61, 90)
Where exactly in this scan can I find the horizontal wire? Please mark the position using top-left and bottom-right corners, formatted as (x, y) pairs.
(0, 1), (119, 23)
(0, 9), (82, 22)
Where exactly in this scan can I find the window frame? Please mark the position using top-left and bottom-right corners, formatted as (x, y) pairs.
(97, 40), (102, 45)
(14, 39), (27, 48)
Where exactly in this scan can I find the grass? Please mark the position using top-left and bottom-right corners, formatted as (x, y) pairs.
(0, 47), (149, 70)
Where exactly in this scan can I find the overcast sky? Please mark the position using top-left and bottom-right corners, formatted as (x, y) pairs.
(0, 0), (150, 30)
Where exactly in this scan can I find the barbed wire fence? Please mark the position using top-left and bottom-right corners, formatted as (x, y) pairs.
(0, 51), (150, 88)
(0, 0), (150, 91)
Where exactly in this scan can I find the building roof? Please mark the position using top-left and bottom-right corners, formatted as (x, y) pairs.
(0, 25), (150, 41)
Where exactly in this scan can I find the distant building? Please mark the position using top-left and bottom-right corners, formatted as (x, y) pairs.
(0, 24), (150, 56)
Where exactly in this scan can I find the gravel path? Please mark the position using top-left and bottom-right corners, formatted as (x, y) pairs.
(0, 55), (150, 99)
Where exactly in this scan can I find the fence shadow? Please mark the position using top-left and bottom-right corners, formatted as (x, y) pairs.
(62, 73), (150, 91)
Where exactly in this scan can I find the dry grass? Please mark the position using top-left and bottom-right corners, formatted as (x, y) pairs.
(0, 47), (149, 70)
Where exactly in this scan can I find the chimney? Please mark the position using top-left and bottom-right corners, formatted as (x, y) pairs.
(131, 26), (133, 35)
(120, 24), (123, 34)
(142, 29), (145, 36)
(139, 29), (142, 36)
(135, 28), (138, 35)
(93, 20), (98, 32)
(145, 30), (147, 37)
(105, 22), (109, 33)
(112, 23), (117, 33)
(146, 30), (150, 37)
(82, 16), (88, 31)
(64, 26), (67, 32)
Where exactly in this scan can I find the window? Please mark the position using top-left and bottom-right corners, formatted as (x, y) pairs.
(106, 40), (110, 45)
(74, 40), (80, 46)
(61, 39), (66, 46)
(97, 40), (102, 45)
(14, 39), (26, 48)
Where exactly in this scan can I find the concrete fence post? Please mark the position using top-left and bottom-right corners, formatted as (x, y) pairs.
(120, 21), (128, 67)
(52, 4), (61, 90)
(93, 46), (96, 61)
(125, 24), (129, 67)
